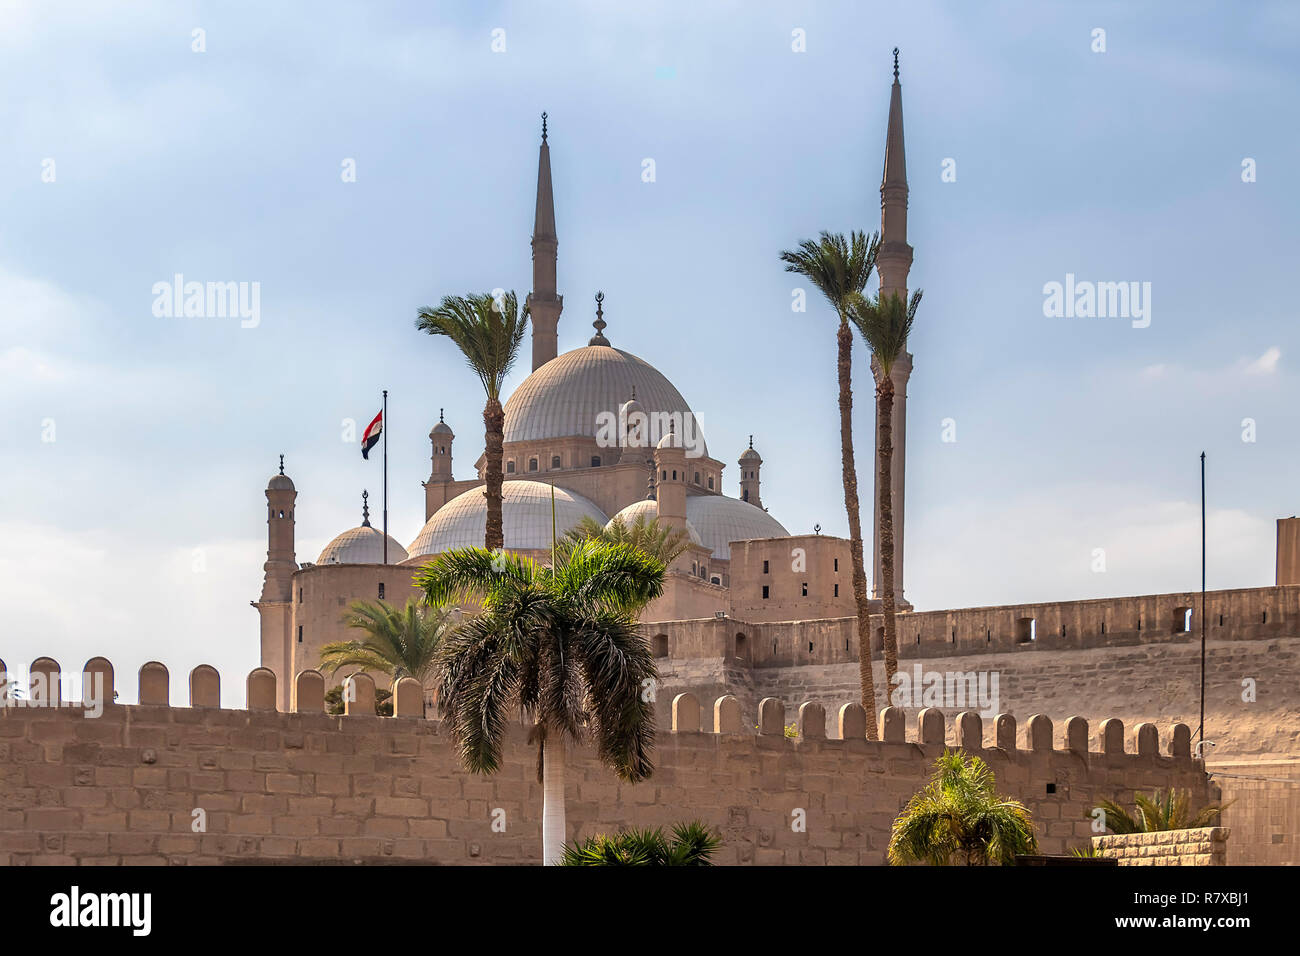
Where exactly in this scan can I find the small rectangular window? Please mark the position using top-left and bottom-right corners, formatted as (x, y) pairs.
(762, 585), (769, 599)
(801, 582), (808, 597)
(762, 560), (769, 574)
(298, 588), (302, 604)
(297, 625), (303, 644)
(834, 558), (839, 572)
(378, 582), (385, 600)
(834, 584), (839, 597)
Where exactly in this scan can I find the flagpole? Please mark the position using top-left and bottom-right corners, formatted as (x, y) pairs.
(1199, 450), (1206, 745)
(383, 389), (389, 566)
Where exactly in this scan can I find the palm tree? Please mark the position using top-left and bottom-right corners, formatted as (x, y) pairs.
(559, 821), (722, 866)
(558, 513), (692, 567)
(416, 539), (665, 865)
(889, 750), (1038, 866)
(1093, 789), (1232, 834)
(416, 292), (528, 550)
(319, 598), (456, 696)
(847, 288), (922, 688)
(780, 230), (881, 737)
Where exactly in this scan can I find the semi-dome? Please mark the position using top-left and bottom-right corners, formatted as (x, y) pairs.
(608, 499), (703, 547)
(406, 480), (609, 560)
(318, 525), (409, 565)
(503, 346), (707, 454)
(685, 496), (789, 559)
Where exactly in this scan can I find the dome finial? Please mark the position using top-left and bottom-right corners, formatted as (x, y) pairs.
(279, 454), (285, 475)
(361, 489), (371, 527)
(541, 111), (548, 143)
(588, 290), (610, 346)
(439, 407), (445, 424)
(749, 434), (754, 449)
(892, 47), (899, 80)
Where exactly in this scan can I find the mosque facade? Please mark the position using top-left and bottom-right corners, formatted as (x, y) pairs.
(254, 71), (916, 709)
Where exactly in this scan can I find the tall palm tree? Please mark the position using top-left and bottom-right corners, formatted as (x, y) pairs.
(780, 230), (881, 738)
(416, 539), (665, 865)
(889, 750), (1038, 866)
(416, 292), (528, 550)
(319, 598), (456, 700)
(847, 288), (922, 688)
(558, 513), (692, 567)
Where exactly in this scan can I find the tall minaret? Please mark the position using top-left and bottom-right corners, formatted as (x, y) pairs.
(255, 455), (297, 709)
(527, 112), (563, 371)
(872, 49), (913, 609)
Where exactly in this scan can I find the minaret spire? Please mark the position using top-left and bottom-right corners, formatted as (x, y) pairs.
(872, 48), (913, 610)
(878, 48), (912, 302)
(528, 111), (563, 370)
(361, 489), (371, 527)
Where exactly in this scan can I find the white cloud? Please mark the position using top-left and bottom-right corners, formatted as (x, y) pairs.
(1242, 346), (1281, 376)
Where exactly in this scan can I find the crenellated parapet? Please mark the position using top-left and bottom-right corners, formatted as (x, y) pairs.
(0, 656), (1217, 866)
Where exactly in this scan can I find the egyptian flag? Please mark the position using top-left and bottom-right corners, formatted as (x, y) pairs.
(361, 410), (383, 459)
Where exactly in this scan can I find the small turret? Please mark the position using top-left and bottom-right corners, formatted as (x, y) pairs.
(738, 435), (762, 509)
(260, 455), (297, 603)
(429, 408), (454, 481)
(653, 422), (687, 530)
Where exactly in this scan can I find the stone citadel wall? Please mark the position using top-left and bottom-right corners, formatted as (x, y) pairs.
(0, 658), (1211, 866)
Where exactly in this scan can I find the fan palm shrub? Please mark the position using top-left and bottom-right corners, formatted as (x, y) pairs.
(558, 513), (691, 567)
(779, 230), (882, 736)
(416, 292), (528, 550)
(319, 598), (455, 693)
(559, 821), (721, 866)
(416, 539), (665, 865)
(1092, 789), (1231, 833)
(889, 750), (1038, 866)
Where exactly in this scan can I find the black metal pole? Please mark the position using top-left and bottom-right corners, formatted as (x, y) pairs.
(383, 389), (389, 566)
(1199, 450), (1206, 745)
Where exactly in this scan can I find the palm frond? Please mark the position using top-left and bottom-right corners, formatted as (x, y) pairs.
(415, 292), (528, 400)
(779, 230), (880, 317)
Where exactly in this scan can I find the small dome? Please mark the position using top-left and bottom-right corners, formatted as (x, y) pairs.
(268, 474), (295, 491)
(656, 428), (683, 451)
(430, 421), (454, 438)
(318, 525), (409, 565)
(608, 499), (703, 547)
(739, 447), (761, 462)
(686, 496), (788, 559)
(406, 480), (609, 561)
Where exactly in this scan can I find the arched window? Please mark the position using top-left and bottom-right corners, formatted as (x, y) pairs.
(707, 476), (714, 490)
(506, 460), (516, 474)
(551, 455), (561, 469)
(528, 457), (538, 472)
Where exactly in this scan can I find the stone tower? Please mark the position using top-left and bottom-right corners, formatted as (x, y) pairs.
(255, 456), (297, 710)
(738, 436), (762, 509)
(424, 410), (454, 520)
(528, 112), (563, 371)
(653, 426), (694, 574)
(872, 50), (913, 610)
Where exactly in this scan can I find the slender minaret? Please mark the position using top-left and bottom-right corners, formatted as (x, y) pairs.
(738, 436), (762, 509)
(255, 455), (297, 709)
(528, 112), (563, 370)
(872, 49), (913, 609)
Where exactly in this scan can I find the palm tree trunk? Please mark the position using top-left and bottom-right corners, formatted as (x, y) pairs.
(483, 397), (505, 551)
(837, 317), (879, 740)
(541, 736), (566, 865)
(877, 373), (899, 687)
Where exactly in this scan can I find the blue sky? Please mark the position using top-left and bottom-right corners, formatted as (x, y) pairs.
(2, 1), (1296, 703)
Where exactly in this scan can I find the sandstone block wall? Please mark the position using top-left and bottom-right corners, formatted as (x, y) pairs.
(0, 658), (1211, 866)
(1092, 827), (1229, 866)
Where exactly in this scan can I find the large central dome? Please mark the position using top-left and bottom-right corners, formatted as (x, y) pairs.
(503, 345), (707, 453)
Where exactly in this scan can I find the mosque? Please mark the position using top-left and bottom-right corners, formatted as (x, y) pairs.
(253, 67), (918, 709)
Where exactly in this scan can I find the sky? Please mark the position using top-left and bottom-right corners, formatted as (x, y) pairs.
(2, 0), (1297, 704)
